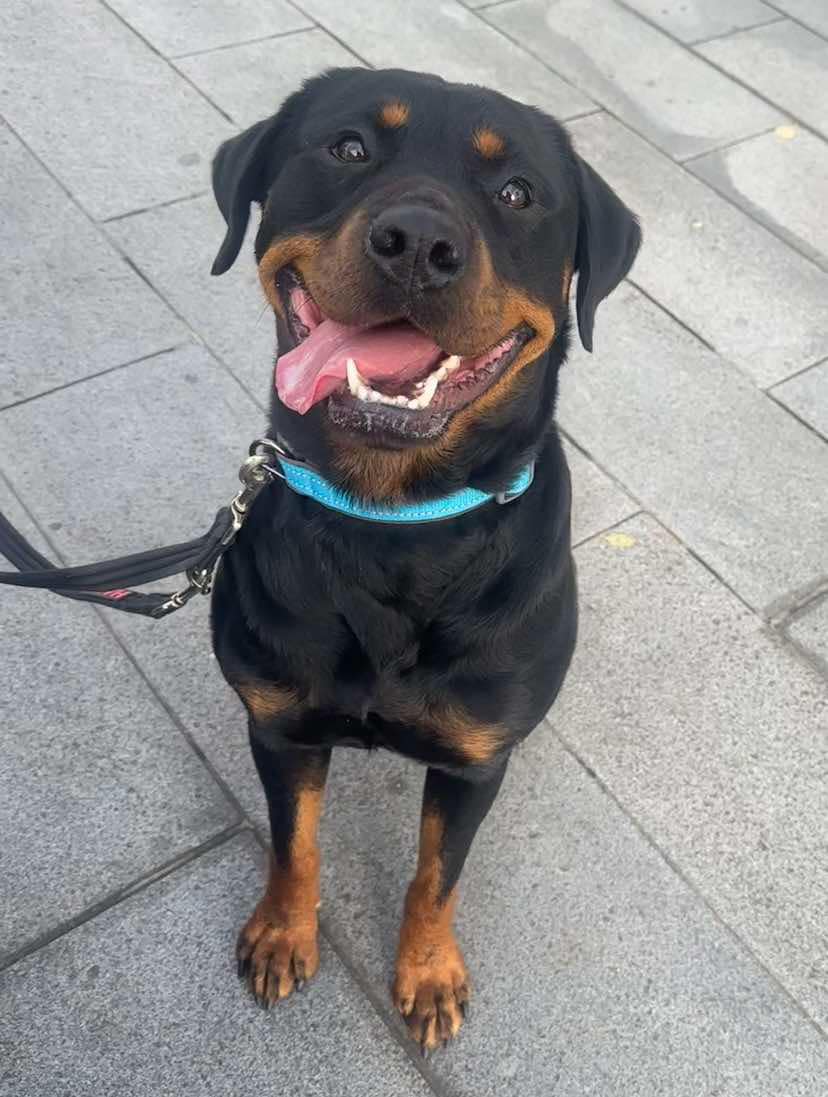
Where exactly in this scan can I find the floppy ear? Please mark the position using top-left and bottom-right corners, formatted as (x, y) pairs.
(210, 116), (281, 276)
(574, 157), (641, 351)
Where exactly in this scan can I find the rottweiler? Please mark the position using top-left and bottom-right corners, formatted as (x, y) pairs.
(209, 67), (640, 1052)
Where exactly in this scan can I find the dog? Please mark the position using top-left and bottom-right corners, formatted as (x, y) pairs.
(209, 67), (640, 1052)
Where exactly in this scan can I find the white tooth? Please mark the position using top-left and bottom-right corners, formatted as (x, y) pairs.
(417, 371), (441, 407)
(346, 358), (361, 396)
(395, 394), (408, 407)
(407, 397), (421, 409)
(441, 354), (461, 373)
(356, 382), (370, 401)
(367, 390), (381, 403)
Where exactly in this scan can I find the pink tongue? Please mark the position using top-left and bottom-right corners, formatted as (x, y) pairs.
(276, 316), (443, 415)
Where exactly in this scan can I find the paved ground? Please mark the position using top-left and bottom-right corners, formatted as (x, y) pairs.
(1, 1), (826, 1094)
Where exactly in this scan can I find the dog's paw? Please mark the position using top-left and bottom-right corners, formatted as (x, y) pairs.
(392, 940), (470, 1053)
(236, 911), (319, 1007)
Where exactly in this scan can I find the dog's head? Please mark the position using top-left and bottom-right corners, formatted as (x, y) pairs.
(211, 68), (639, 500)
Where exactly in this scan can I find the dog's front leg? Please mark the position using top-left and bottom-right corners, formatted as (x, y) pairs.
(238, 732), (331, 1006)
(394, 760), (508, 1052)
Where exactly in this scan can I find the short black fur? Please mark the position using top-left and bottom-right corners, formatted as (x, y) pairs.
(208, 67), (639, 1045)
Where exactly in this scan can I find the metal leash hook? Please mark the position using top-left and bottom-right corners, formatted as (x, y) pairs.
(157, 439), (285, 616)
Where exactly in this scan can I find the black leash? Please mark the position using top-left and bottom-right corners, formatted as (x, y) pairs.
(0, 439), (284, 620)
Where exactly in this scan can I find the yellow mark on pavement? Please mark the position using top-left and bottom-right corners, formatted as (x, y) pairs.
(774, 125), (798, 141)
(605, 532), (637, 549)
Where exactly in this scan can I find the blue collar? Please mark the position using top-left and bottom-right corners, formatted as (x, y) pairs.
(275, 452), (535, 524)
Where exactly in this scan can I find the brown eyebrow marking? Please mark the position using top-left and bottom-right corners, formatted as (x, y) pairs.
(378, 101), (410, 128)
(472, 127), (507, 160)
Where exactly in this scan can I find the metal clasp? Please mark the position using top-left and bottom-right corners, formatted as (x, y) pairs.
(222, 438), (287, 544)
(156, 439), (286, 616)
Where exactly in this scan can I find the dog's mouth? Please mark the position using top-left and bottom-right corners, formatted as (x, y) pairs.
(274, 268), (533, 440)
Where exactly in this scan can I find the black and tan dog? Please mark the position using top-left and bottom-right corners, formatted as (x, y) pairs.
(210, 67), (639, 1052)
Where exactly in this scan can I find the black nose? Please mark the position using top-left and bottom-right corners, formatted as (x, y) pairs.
(366, 204), (466, 290)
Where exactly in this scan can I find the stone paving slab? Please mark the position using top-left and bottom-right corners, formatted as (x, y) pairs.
(621, 0), (780, 43)
(0, 833), (433, 1097)
(772, 360), (828, 439)
(315, 729), (828, 1096)
(0, 0), (234, 220)
(568, 112), (828, 387)
(108, 196), (274, 403)
(296, 0), (595, 120)
(559, 283), (828, 612)
(562, 439), (638, 545)
(770, 0), (828, 37)
(487, 0), (783, 159)
(689, 124), (828, 271)
(106, 0), (312, 59)
(0, 344), (265, 559)
(177, 27), (365, 128)
(0, 480), (237, 960)
(699, 19), (828, 139)
(789, 594), (828, 669)
(0, 122), (186, 406)
(552, 516), (828, 1031)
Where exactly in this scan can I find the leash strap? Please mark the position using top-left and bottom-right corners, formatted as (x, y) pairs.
(0, 438), (536, 620)
(0, 441), (284, 619)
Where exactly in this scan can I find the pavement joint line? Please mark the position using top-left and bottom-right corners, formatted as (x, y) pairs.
(765, 388), (828, 443)
(685, 29), (828, 146)
(319, 912), (458, 1097)
(109, 247), (270, 412)
(551, 434), (768, 627)
(0, 344), (187, 413)
(91, 605), (254, 823)
(0, 475), (439, 1062)
(548, 724), (828, 1042)
(558, 427), (649, 514)
(645, 511), (762, 615)
(686, 15), (788, 48)
(0, 823), (250, 974)
(96, 0), (237, 127)
(0, 116), (263, 410)
(762, 1), (828, 45)
(244, 825), (450, 1095)
(571, 509), (645, 549)
(472, 0), (807, 233)
(767, 354), (828, 391)
(101, 189), (209, 224)
(170, 24), (319, 60)
(682, 151), (828, 278)
(771, 622), (828, 682)
(764, 575), (828, 625)
(624, 278), (718, 354)
(0, 475), (253, 825)
(283, 0), (375, 68)
(681, 121), (782, 162)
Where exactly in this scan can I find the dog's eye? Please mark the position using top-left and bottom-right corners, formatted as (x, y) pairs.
(498, 178), (532, 209)
(331, 135), (369, 163)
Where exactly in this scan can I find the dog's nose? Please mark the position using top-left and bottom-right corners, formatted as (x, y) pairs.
(367, 205), (466, 290)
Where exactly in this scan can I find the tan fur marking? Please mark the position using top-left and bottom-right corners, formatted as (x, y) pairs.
(394, 811), (469, 1050)
(562, 260), (573, 302)
(472, 127), (507, 160)
(238, 781), (326, 1004)
(430, 704), (508, 765)
(236, 680), (298, 722)
(378, 100), (410, 128)
(257, 234), (323, 317)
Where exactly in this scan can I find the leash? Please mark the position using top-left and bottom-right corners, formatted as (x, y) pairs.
(0, 439), (285, 619)
(0, 438), (535, 621)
